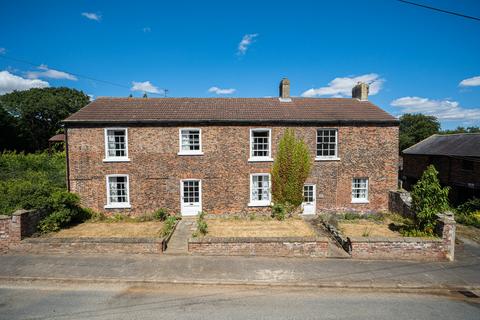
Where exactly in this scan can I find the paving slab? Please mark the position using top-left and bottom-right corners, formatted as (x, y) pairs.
(0, 241), (479, 290)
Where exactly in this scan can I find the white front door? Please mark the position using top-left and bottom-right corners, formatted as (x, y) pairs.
(302, 184), (316, 215)
(181, 180), (202, 216)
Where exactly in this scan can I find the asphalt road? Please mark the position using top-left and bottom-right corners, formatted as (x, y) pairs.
(0, 283), (479, 320)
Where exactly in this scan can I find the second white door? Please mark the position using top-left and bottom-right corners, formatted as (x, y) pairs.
(302, 184), (316, 215)
(181, 179), (202, 216)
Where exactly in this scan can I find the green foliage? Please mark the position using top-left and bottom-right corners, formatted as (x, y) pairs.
(455, 198), (480, 228)
(161, 216), (179, 237)
(411, 165), (450, 234)
(38, 191), (91, 233)
(399, 227), (433, 238)
(0, 151), (66, 215)
(340, 212), (384, 222)
(196, 211), (208, 236)
(441, 126), (480, 134)
(0, 87), (89, 152)
(153, 208), (168, 221)
(271, 129), (312, 209)
(271, 203), (287, 221)
(399, 113), (440, 152)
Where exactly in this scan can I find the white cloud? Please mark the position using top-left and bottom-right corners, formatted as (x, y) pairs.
(143, 27), (151, 33)
(131, 81), (160, 94)
(87, 94), (94, 101)
(208, 86), (236, 95)
(459, 76), (480, 87)
(81, 12), (101, 21)
(301, 73), (384, 98)
(0, 70), (49, 95)
(0, 48), (5, 55)
(26, 64), (77, 81)
(237, 33), (258, 55)
(391, 96), (480, 121)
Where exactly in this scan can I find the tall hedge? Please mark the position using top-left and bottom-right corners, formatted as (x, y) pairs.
(271, 129), (312, 208)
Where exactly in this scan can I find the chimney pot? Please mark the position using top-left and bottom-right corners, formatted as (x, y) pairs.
(352, 82), (369, 101)
(279, 78), (291, 101)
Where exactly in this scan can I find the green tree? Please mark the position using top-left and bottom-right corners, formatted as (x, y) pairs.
(271, 129), (312, 208)
(441, 126), (480, 134)
(0, 87), (89, 152)
(411, 165), (450, 234)
(399, 113), (440, 152)
(0, 106), (17, 151)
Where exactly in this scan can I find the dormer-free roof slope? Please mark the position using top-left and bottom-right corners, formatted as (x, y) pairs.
(64, 97), (398, 125)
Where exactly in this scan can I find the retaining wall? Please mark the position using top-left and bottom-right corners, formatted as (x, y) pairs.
(188, 236), (329, 258)
(349, 214), (456, 261)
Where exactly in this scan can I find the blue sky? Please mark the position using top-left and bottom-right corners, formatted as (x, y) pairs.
(1, 0), (479, 129)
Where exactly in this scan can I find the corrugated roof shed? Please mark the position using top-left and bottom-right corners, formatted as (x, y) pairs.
(63, 97), (398, 125)
(403, 133), (480, 157)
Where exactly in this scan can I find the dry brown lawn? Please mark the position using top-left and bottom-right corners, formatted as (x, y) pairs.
(48, 221), (164, 238)
(206, 218), (316, 238)
(338, 220), (400, 238)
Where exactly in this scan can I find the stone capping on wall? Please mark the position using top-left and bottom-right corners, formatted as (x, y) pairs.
(188, 236), (329, 258)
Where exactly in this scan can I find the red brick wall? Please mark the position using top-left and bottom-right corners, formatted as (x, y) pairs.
(0, 210), (43, 253)
(67, 125), (398, 216)
(188, 237), (329, 257)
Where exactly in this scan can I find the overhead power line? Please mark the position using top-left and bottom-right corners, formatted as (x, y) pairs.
(397, 0), (480, 22)
(0, 54), (166, 96)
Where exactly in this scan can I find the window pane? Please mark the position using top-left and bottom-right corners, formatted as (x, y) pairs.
(106, 129), (126, 158)
(252, 175), (270, 201)
(108, 176), (128, 204)
(252, 130), (270, 157)
(352, 178), (368, 200)
(181, 129), (200, 152)
(316, 129), (337, 157)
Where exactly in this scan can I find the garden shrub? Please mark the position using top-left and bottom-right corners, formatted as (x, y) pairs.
(456, 198), (480, 228)
(411, 165), (450, 234)
(153, 208), (168, 221)
(193, 211), (208, 236)
(0, 151), (66, 215)
(271, 129), (312, 211)
(38, 191), (91, 233)
(161, 216), (179, 237)
(271, 203), (287, 221)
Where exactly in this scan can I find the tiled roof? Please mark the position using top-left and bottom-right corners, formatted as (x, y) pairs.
(403, 133), (480, 157)
(64, 97), (398, 125)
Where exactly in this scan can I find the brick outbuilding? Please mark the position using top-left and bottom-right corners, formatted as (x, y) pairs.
(63, 79), (399, 216)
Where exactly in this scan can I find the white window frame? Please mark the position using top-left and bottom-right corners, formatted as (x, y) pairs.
(303, 184), (316, 204)
(105, 174), (131, 209)
(178, 128), (204, 156)
(248, 173), (272, 207)
(249, 128), (273, 162)
(103, 128), (130, 162)
(351, 178), (369, 204)
(315, 128), (340, 161)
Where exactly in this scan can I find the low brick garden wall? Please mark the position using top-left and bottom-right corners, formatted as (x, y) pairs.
(188, 236), (329, 258)
(2, 208), (175, 255)
(1, 209), (46, 253)
(9, 237), (164, 254)
(349, 214), (456, 261)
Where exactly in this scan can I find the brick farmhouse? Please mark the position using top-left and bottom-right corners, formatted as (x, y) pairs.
(63, 79), (399, 217)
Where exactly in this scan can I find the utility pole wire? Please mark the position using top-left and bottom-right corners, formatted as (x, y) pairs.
(397, 0), (480, 22)
(0, 54), (166, 96)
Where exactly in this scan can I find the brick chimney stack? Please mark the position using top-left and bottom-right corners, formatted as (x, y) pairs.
(352, 82), (369, 101)
(279, 78), (291, 101)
